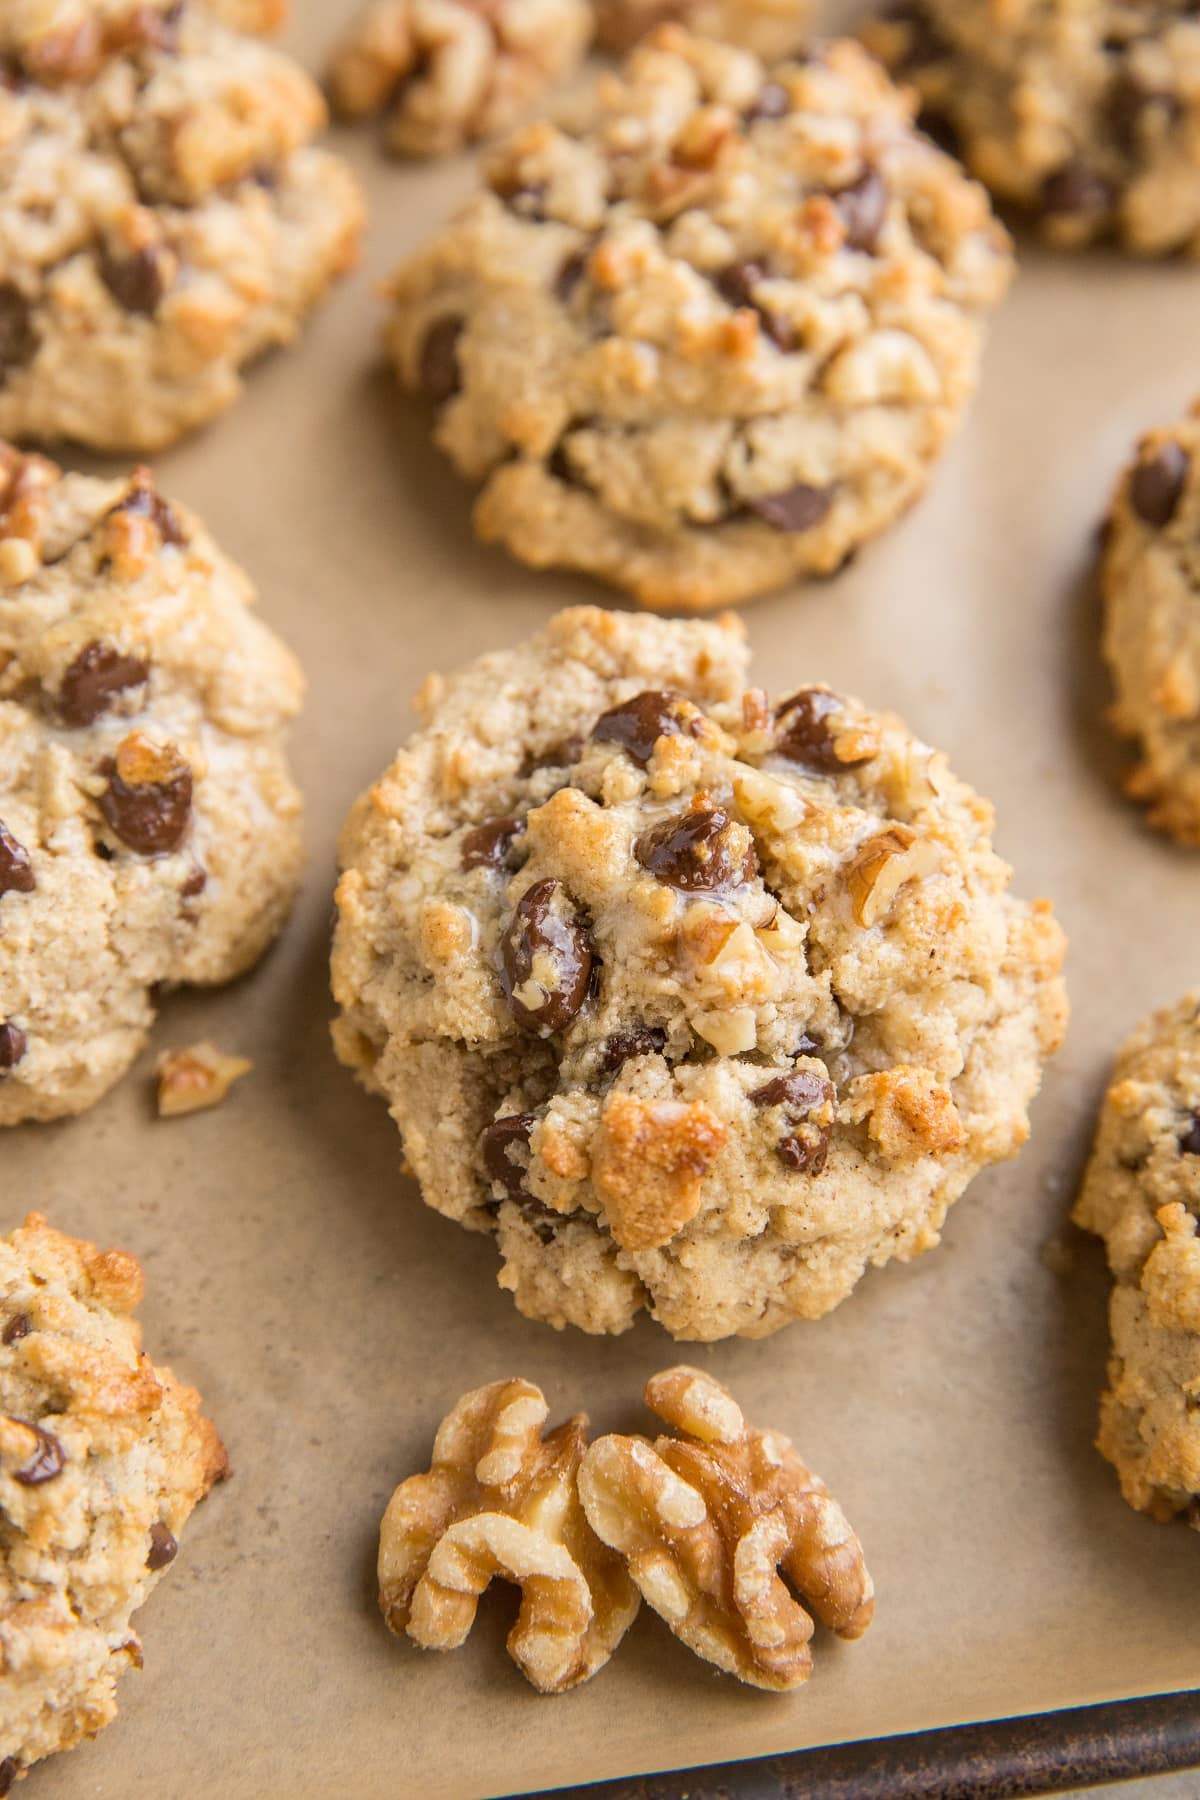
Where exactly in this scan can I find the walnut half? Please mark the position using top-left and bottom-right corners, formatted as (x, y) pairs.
(578, 1367), (874, 1691)
(377, 1378), (639, 1693)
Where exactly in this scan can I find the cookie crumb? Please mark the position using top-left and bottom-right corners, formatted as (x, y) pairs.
(155, 1043), (253, 1117)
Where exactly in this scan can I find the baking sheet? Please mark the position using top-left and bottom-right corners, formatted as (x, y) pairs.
(9, 3), (1200, 1794)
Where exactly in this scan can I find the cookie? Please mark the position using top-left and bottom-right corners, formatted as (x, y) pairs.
(0, 445), (304, 1126)
(1073, 993), (1200, 1523)
(1102, 405), (1200, 846)
(594, 0), (810, 59)
(326, 0), (593, 158)
(0, 1212), (228, 1786)
(865, 1), (1200, 256)
(381, 28), (1013, 612)
(0, 0), (364, 452)
(331, 606), (1067, 1341)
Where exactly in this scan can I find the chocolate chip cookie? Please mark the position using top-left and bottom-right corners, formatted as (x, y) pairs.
(327, 0), (592, 158)
(865, 1), (1200, 256)
(1074, 994), (1200, 1523)
(0, 0), (364, 452)
(382, 28), (1013, 612)
(594, 0), (810, 59)
(1102, 405), (1200, 845)
(0, 445), (304, 1126)
(331, 606), (1068, 1341)
(0, 1212), (228, 1787)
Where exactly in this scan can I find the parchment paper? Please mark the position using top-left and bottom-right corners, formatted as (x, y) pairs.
(9, 4), (1200, 1794)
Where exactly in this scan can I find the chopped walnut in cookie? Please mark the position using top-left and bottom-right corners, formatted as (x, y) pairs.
(578, 1367), (873, 1690)
(377, 1378), (639, 1691)
(332, 606), (1068, 1341)
(155, 1043), (253, 1116)
(326, 0), (592, 159)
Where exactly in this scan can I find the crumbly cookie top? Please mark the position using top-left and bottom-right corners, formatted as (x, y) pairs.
(333, 607), (1067, 1339)
(384, 28), (1013, 609)
(1102, 404), (1200, 845)
(0, 1212), (227, 1783)
(0, 444), (304, 1123)
(868, 1), (1200, 254)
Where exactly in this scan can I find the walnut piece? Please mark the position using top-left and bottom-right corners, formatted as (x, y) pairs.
(155, 1043), (253, 1117)
(578, 1367), (873, 1691)
(592, 1092), (728, 1250)
(845, 825), (943, 928)
(377, 1378), (639, 1692)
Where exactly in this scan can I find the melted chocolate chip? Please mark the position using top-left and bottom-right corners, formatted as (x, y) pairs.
(462, 815), (526, 872)
(1130, 442), (1188, 528)
(746, 482), (834, 533)
(715, 261), (794, 351)
(0, 1022), (26, 1072)
(831, 168), (887, 252)
(0, 820), (35, 896)
(180, 865), (207, 898)
(59, 641), (149, 727)
(146, 1521), (178, 1571)
(778, 1124), (831, 1174)
(419, 317), (464, 403)
(555, 251), (588, 302)
(2, 1315), (29, 1346)
(482, 1112), (535, 1197)
(498, 878), (595, 1036)
(591, 690), (702, 767)
(1180, 1112), (1200, 1156)
(1041, 161), (1116, 218)
(0, 1757), (16, 1797)
(11, 1420), (65, 1485)
(635, 803), (757, 893)
(99, 750), (193, 855)
(752, 1069), (834, 1175)
(744, 81), (789, 122)
(116, 475), (186, 545)
(602, 1024), (667, 1072)
(775, 689), (872, 774)
(0, 284), (38, 379)
(100, 244), (167, 315)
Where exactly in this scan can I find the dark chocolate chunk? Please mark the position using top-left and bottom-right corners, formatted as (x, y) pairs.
(1130, 442), (1188, 529)
(146, 1521), (179, 1571)
(481, 1113), (536, 1197)
(0, 1756), (16, 1797)
(715, 261), (795, 351)
(1041, 161), (1116, 218)
(498, 878), (595, 1035)
(100, 243), (167, 316)
(0, 1022), (27, 1072)
(1, 1315), (30, 1346)
(602, 1024), (667, 1072)
(1180, 1112), (1200, 1156)
(99, 741), (193, 855)
(115, 473), (186, 545)
(0, 820), (35, 896)
(831, 168), (887, 252)
(461, 815), (526, 872)
(746, 482), (834, 533)
(11, 1420), (65, 1485)
(635, 802), (757, 893)
(59, 641), (149, 727)
(752, 1068), (834, 1175)
(419, 317), (464, 403)
(180, 865), (207, 898)
(591, 690), (701, 767)
(775, 688), (873, 773)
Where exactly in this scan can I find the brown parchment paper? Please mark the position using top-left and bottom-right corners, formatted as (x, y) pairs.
(8, 4), (1200, 1794)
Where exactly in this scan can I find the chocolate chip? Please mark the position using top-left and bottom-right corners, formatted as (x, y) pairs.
(482, 1112), (535, 1197)
(1180, 1112), (1200, 1156)
(2, 1315), (29, 1346)
(752, 1069), (834, 1175)
(555, 251), (588, 302)
(746, 483), (834, 533)
(831, 168), (887, 252)
(99, 740), (193, 856)
(11, 1420), (65, 1485)
(115, 473), (186, 545)
(146, 1521), (178, 1570)
(0, 1757), (16, 1797)
(715, 261), (795, 351)
(59, 640), (149, 727)
(100, 244), (167, 315)
(775, 689), (873, 773)
(0, 820), (35, 896)
(916, 107), (961, 157)
(498, 878), (595, 1036)
(591, 690), (702, 767)
(1130, 443), (1188, 528)
(635, 802), (757, 893)
(180, 865), (206, 898)
(419, 317), (464, 404)
(519, 736), (584, 777)
(461, 815), (526, 872)
(1041, 161), (1116, 219)
(777, 1124), (831, 1174)
(0, 284), (38, 379)
(0, 1022), (26, 1072)
(602, 1024), (667, 1072)
(744, 81), (789, 122)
